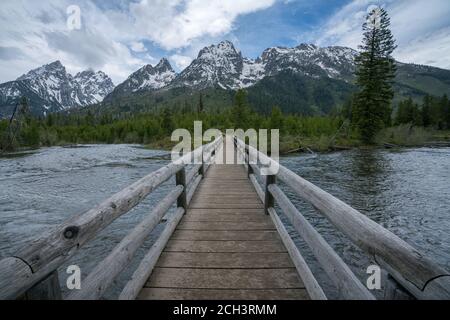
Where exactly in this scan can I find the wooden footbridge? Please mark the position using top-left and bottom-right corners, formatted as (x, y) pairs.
(0, 136), (449, 300)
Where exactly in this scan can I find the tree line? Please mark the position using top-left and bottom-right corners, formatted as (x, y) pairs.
(0, 93), (342, 151)
(395, 95), (450, 129)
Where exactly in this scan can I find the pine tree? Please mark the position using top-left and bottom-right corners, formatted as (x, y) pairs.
(232, 89), (251, 129)
(198, 93), (204, 114)
(161, 108), (174, 135)
(439, 94), (450, 130)
(395, 98), (421, 126)
(352, 7), (397, 143)
(421, 95), (432, 127)
(269, 106), (285, 133)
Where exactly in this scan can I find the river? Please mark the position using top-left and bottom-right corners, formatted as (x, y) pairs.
(0, 144), (449, 299)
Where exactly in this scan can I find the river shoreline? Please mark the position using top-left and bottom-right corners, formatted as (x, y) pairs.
(2, 138), (450, 158)
(2, 126), (450, 157)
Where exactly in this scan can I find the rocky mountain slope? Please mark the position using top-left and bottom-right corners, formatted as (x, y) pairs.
(169, 41), (357, 90)
(102, 41), (450, 115)
(0, 61), (114, 117)
(104, 58), (176, 102)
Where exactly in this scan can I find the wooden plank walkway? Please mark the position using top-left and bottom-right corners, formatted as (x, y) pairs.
(137, 141), (309, 300)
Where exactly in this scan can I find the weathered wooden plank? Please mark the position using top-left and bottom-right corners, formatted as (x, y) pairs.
(0, 258), (33, 300)
(196, 186), (256, 192)
(205, 177), (249, 181)
(156, 252), (294, 268)
(187, 208), (265, 215)
(138, 288), (309, 300)
(24, 270), (62, 300)
(183, 214), (266, 223)
(195, 189), (257, 195)
(190, 192), (259, 197)
(176, 221), (275, 231)
(199, 181), (254, 186)
(171, 230), (280, 241)
(145, 268), (304, 289)
(189, 203), (265, 209)
(191, 194), (261, 200)
(164, 240), (286, 253)
(190, 199), (262, 206)
(118, 208), (185, 300)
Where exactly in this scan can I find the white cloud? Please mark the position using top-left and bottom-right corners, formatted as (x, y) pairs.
(0, 0), (277, 84)
(170, 54), (193, 70)
(1, 0), (449, 87)
(130, 41), (147, 53)
(314, 0), (450, 69)
(130, 0), (276, 50)
(0, 0), (151, 84)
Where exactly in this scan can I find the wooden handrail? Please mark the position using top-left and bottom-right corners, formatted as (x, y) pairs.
(0, 137), (223, 300)
(269, 184), (374, 300)
(67, 186), (184, 300)
(118, 207), (185, 300)
(234, 137), (450, 300)
(268, 207), (327, 300)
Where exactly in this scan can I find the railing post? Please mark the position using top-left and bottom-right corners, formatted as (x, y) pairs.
(200, 148), (205, 178)
(246, 148), (253, 178)
(24, 270), (62, 300)
(264, 175), (276, 215)
(175, 168), (188, 213)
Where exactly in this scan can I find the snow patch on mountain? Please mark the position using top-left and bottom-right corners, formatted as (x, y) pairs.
(171, 41), (358, 90)
(105, 59), (176, 101)
(0, 61), (114, 116)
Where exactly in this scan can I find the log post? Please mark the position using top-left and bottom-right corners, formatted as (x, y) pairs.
(200, 147), (205, 178)
(246, 148), (254, 178)
(24, 270), (62, 300)
(264, 175), (276, 215)
(176, 168), (188, 212)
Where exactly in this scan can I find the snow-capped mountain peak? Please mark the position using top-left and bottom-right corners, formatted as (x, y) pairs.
(0, 61), (114, 116)
(73, 70), (115, 106)
(169, 41), (358, 90)
(172, 40), (245, 89)
(104, 59), (176, 101)
(17, 60), (66, 82)
(125, 58), (176, 91)
(154, 58), (173, 72)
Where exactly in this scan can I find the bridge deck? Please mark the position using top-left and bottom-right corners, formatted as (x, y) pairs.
(137, 142), (309, 300)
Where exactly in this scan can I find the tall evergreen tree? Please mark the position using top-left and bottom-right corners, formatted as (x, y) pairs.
(198, 93), (204, 114)
(439, 94), (450, 130)
(232, 89), (251, 129)
(352, 7), (397, 143)
(421, 95), (432, 127)
(395, 98), (421, 126)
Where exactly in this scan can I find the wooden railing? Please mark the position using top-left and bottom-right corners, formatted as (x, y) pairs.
(234, 136), (450, 300)
(0, 137), (223, 300)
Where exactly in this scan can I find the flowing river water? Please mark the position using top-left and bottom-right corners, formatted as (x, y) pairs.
(0, 144), (449, 299)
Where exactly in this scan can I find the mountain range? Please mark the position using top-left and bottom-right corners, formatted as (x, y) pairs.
(0, 61), (114, 117)
(1, 41), (450, 117)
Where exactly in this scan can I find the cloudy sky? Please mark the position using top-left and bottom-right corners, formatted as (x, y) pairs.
(1, 0), (449, 84)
